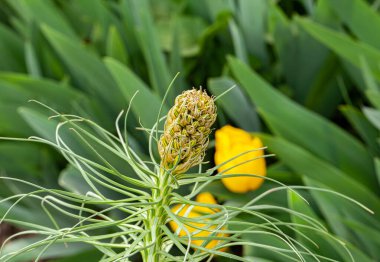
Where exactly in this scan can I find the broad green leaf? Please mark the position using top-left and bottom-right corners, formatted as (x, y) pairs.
(205, 0), (235, 21)
(19, 106), (99, 160)
(375, 158), (380, 188)
(327, 0), (380, 49)
(208, 76), (260, 131)
(0, 202), (54, 228)
(266, 162), (302, 185)
(104, 57), (167, 129)
(213, 181), (288, 208)
(24, 41), (41, 78)
(157, 15), (207, 57)
(243, 233), (299, 261)
(237, 0), (268, 64)
(305, 178), (380, 259)
(243, 257), (273, 262)
(340, 105), (380, 155)
(18, 107), (58, 142)
(2, 236), (92, 261)
(59, 164), (124, 200)
(118, 0), (140, 55)
(186, 1), (210, 21)
(289, 191), (347, 261)
(127, 0), (172, 100)
(0, 149), (67, 226)
(0, 73), (87, 111)
(343, 218), (380, 246)
(268, 2), (342, 115)
(0, 74), (90, 136)
(315, 0), (341, 25)
(228, 56), (378, 192)
(289, 190), (374, 262)
(259, 134), (380, 220)
(355, 58), (380, 107)
(300, 0), (314, 14)
(169, 22), (186, 93)
(7, 0), (75, 37)
(18, 107), (140, 189)
(267, 1), (289, 35)
(0, 24), (25, 72)
(298, 17), (380, 80)
(360, 56), (380, 93)
(303, 54), (342, 116)
(0, 156), (63, 227)
(60, 0), (115, 46)
(0, 143), (49, 181)
(365, 90), (380, 110)
(0, 104), (32, 136)
(229, 19), (248, 64)
(106, 26), (128, 64)
(59, 165), (94, 195)
(204, 164), (291, 207)
(363, 107), (380, 131)
(263, 134), (380, 259)
(41, 25), (125, 127)
(54, 249), (102, 262)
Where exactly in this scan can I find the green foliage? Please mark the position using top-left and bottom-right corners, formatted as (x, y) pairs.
(1, 0), (380, 261)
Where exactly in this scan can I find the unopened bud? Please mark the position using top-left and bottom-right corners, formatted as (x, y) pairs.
(158, 89), (217, 174)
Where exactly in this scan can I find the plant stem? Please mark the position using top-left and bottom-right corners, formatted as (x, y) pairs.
(143, 169), (172, 262)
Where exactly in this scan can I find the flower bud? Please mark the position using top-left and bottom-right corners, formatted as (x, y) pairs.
(159, 89), (217, 174)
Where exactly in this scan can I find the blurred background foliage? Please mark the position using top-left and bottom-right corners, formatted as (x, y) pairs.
(0, 0), (380, 261)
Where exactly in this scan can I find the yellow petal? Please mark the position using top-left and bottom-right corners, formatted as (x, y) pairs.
(214, 125), (266, 193)
(169, 193), (227, 252)
(193, 192), (218, 214)
(195, 192), (217, 204)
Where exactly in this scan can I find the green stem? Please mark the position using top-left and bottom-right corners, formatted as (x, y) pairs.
(143, 169), (172, 262)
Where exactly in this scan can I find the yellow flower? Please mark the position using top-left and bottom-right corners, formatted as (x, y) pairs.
(214, 125), (266, 193)
(169, 192), (227, 251)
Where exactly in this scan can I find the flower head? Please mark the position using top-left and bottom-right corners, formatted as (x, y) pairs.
(159, 89), (217, 174)
(214, 125), (266, 193)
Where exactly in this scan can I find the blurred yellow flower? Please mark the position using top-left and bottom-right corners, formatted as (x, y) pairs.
(169, 192), (227, 251)
(214, 125), (266, 193)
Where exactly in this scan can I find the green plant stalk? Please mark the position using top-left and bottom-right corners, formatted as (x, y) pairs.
(143, 169), (172, 262)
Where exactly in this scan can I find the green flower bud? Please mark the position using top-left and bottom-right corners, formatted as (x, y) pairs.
(158, 89), (217, 174)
